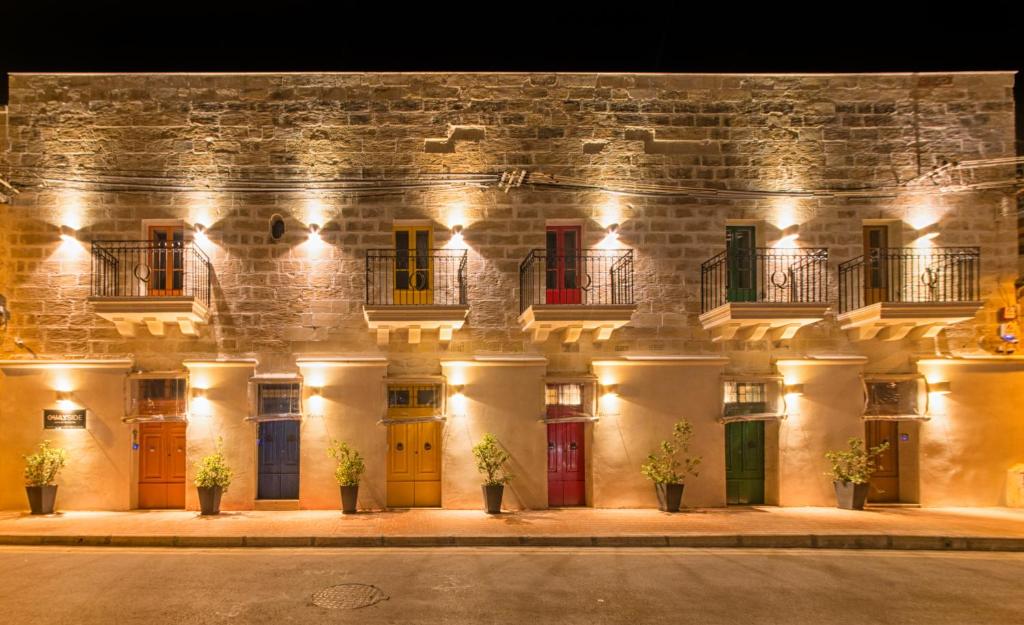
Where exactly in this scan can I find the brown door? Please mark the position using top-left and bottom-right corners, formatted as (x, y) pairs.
(863, 225), (889, 305)
(866, 421), (899, 503)
(138, 422), (187, 509)
(148, 225), (185, 296)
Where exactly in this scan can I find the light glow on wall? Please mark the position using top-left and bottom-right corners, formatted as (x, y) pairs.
(306, 388), (325, 418)
(190, 389), (212, 418)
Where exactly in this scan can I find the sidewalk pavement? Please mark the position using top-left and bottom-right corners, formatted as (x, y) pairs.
(1, 506), (1022, 550)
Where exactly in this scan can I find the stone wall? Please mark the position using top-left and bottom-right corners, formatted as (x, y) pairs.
(0, 72), (1018, 372)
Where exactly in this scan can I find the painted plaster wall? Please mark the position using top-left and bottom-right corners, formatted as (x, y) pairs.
(296, 362), (388, 510)
(589, 361), (727, 508)
(440, 362), (547, 510)
(0, 365), (131, 510)
(184, 363), (257, 511)
(916, 362), (1024, 506)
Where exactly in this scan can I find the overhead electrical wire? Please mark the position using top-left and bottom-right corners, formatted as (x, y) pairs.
(7, 156), (1022, 201)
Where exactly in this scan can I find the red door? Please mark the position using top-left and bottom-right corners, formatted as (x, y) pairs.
(548, 420), (585, 506)
(545, 225), (582, 304)
(138, 422), (186, 509)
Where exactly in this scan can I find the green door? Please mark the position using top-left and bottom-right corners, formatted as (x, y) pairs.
(725, 421), (765, 505)
(726, 226), (757, 302)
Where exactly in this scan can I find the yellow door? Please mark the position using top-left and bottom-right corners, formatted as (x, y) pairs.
(393, 226), (433, 305)
(386, 385), (442, 507)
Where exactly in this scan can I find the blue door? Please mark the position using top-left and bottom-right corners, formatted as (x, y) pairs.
(258, 420), (300, 499)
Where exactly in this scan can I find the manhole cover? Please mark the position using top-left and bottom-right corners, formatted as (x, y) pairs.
(312, 584), (388, 610)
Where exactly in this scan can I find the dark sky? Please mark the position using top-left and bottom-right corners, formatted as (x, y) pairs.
(1, 2), (1022, 148)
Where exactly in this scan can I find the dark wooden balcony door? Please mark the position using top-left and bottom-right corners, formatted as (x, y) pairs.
(866, 420), (899, 503)
(545, 225), (582, 304)
(258, 420), (300, 500)
(547, 416), (585, 507)
(726, 225), (757, 302)
(148, 225), (185, 296)
(394, 226), (432, 305)
(725, 420), (765, 505)
(138, 422), (186, 509)
(863, 225), (890, 305)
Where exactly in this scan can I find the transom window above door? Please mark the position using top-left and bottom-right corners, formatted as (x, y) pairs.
(724, 381), (768, 416)
(864, 379), (923, 417)
(258, 383), (302, 417)
(388, 384), (439, 409)
(129, 376), (187, 419)
(545, 383), (583, 408)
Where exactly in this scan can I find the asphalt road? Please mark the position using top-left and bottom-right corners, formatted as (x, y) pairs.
(0, 546), (1021, 624)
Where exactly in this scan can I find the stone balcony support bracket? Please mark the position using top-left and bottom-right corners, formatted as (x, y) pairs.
(837, 302), (983, 342)
(362, 305), (470, 346)
(698, 302), (830, 343)
(89, 296), (210, 338)
(518, 304), (636, 344)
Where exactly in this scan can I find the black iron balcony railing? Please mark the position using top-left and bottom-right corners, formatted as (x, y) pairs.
(365, 249), (468, 306)
(519, 249), (635, 313)
(700, 247), (829, 313)
(838, 247), (980, 314)
(91, 240), (212, 306)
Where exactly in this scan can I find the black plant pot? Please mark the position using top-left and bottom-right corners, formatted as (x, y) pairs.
(655, 483), (684, 512)
(482, 484), (504, 514)
(340, 485), (359, 514)
(834, 481), (870, 510)
(197, 486), (223, 516)
(26, 485), (57, 515)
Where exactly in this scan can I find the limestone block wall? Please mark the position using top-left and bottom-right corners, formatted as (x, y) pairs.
(0, 72), (1016, 369)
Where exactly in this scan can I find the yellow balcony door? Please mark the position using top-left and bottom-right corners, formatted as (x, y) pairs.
(393, 226), (433, 305)
(386, 385), (442, 507)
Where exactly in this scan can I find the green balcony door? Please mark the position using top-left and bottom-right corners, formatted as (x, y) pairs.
(726, 226), (757, 302)
(725, 420), (765, 505)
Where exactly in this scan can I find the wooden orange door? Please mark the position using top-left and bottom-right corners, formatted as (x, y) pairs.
(148, 225), (185, 296)
(866, 421), (899, 503)
(138, 422), (186, 509)
(863, 225), (889, 305)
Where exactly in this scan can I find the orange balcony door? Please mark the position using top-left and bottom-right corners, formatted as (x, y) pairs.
(148, 225), (185, 296)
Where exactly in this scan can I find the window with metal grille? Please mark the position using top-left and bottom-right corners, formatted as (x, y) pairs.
(258, 383), (301, 416)
(133, 378), (186, 417)
(865, 380), (920, 416)
(388, 385), (439, 408)
(724, 382), (768, 416)
(545, 383), (583, 407)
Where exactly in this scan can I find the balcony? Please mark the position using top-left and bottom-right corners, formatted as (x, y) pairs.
(88, 240), (211, 337)
(518, 249), (636, 343)
(699, 248), (830, 342)
(362, 249), (469, 345)
(837, 247), (982, 340)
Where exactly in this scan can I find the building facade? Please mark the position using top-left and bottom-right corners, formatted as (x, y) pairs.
(0, 71), (1021, 512)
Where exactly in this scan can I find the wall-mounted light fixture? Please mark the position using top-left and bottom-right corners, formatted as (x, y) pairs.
(190, 388), (212, 417)
(450, 384), (465, 394)
(308, 223), (321, 235)
(306, 386), (325, 417)
(605, 223), (620, 236)
(917, 222), (940, 240)
(927, 380), (951, 395)
(781, 224), (800, 239)
(55, 390), (75, 408)
(783, 383), (805, 396)
(59, 225), (77, 241)
(600, 383), (619, 396)
(193, 223), (207, 235)
(450, 224), (464, 236)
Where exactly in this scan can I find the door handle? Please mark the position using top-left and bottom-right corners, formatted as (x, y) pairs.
(424, 442), (432, 451)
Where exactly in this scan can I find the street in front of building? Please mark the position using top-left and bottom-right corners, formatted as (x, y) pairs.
(1, 546), (1022, 624)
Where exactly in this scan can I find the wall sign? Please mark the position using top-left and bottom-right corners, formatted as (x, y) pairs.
(43, 409), (87, 429)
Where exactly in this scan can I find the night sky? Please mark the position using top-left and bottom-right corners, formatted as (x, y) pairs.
(1, 2), (1022, 147)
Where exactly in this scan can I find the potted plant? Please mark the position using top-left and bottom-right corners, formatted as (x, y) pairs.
(194, 438), (232, 515)
(825, 437), (890, 510)
(24, 440), (67, 515)
(641, 418), (701, 512)
(328, 440), (365, 514)
(472, 433), (513, 514)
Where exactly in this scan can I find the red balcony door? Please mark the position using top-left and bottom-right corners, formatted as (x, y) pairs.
(547, 402), (585, 507)
(545, 225), (582, 304)
(148, 225), (185, 296)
